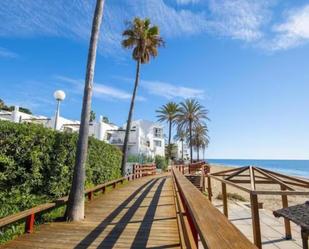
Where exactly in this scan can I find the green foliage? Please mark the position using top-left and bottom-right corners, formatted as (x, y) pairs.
(165, 143), (178, 160)
(216, 192), (247, 202)
(0, 120), (122, 219)
(127, 154), (153, 164)
(122, 17), (164, 63)
(0, 98), (32, 114)
(155, 155), (167, 171)
(90, 110), (96, 122)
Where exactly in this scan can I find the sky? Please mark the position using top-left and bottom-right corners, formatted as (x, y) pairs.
(1, 0), (309, 160)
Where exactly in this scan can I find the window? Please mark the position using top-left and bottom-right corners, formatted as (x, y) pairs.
(154, 128), (162, 138)
(154, 140), (162, 147)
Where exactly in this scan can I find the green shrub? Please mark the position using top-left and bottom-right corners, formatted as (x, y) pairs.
(155, 155), (167, 171)
(127, 154), (153, 164)
(216, 192), (247, 202)
(0, 120), (122, 218)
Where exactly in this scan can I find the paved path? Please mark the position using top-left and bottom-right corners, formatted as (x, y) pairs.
(214, 200), (304, 249)
(1, 175), (180, 249)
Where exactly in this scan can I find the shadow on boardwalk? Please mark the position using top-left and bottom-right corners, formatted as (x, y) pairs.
(75, 176), (175, 249)
(1, 175), (180, 249)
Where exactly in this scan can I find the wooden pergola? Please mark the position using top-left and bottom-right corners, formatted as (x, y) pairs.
(207, 166), (309, 249)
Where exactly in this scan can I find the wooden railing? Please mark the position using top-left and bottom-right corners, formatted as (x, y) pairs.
(0, 165), (156, 235)
(133, 163), (156, 178)
(174, 161), (210, 176)
(172, 167), (256, 249)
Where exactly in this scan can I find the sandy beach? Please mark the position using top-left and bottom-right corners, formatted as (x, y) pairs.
(209, 164), (309, 211)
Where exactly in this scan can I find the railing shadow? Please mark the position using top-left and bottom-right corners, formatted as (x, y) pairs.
(130, 178), (166, 248)
(97, 177), (166, 248)
(74, 177), (159, 249)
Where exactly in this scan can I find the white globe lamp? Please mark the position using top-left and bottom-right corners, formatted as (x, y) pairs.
(53, 90), (66, 130)
(54, 90), (66, 101)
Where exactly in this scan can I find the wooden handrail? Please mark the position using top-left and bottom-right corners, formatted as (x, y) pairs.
(172, 167), (256, 249)
(0, 165), (156, 234)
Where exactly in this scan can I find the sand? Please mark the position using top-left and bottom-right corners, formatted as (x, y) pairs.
(208, 164), (309, 211)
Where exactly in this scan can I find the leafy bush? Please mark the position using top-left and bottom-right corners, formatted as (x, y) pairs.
(127, 154), (153, 164)
(155, 155), (167, 171)
(216, 192), (247, 202)
(0, 120), (122, 218)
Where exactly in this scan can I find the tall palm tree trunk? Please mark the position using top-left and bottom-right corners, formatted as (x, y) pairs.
(197, 145), (200, 161)
(168, 120), (172, 159)
(65, 0), (105, 221)
(181, 140), (184, 161)
(121, 59), (141, 176)
(203, 147), (205, 160)
(189, 120), (193, 163)
(168, 120), (172, 146)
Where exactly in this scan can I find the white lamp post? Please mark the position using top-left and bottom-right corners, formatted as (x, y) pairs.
(53, 90), (66, 130)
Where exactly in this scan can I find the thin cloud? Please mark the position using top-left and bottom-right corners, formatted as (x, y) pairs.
(265, 4), (309, 51)
(0, 0), (276, 54)
(141, 79), (205, 99)
(55, 75), (145, 101)
(206, 0), (272, 42)
(0, 47), (18, 58)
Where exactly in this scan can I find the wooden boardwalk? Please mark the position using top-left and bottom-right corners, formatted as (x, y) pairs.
(1, 175), (180, 249)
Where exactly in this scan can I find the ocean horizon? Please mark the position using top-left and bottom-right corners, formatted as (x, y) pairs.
(206, 159), (309, 177)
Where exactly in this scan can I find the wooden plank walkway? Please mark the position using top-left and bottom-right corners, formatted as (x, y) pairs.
(214, 200), (304, 249)
(1, 175), (180, 249)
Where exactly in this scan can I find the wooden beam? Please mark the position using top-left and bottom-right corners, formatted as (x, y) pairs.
(225, 167), (249, 180)
(254, 190), (309, 195)
(210, 166), (248, 176)
(254, 167), (294, 191)
(249, 166), (256, 190)
(281, 185), (292, 240)
(207, 176), (212, 202)
(260, 167), (309, 187)
(209, 175), (252, 193)
(222, 182), (228, 218)
(250, 193), (262, 249)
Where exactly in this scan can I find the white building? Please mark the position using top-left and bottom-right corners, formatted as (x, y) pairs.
(0, 106), (50, 126)
(110, 119), (165, 158)
(175, 140), (190, 161)
(0, 107), (165, 158)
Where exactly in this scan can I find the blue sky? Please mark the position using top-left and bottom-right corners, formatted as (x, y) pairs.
(1, 0), (309, 159)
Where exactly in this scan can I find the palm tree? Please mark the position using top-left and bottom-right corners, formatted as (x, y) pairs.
(156, 102), (179, 153)
(173, 130), (186, 161)
(65, 0), (105, 221)
(177, 99), (209, 163)
(191, 124), (209, 161)
(121, 17), (164, 176)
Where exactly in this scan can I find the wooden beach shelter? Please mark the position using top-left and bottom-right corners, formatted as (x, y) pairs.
(207, 166), (309, 249)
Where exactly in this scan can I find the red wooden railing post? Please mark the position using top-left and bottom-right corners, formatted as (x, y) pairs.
(88, 191), (93, 201)
(25, 213), (35, 233)
(133, 164), (136, 180)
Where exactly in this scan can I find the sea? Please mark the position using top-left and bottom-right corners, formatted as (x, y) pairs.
(206, 159), (309, 178)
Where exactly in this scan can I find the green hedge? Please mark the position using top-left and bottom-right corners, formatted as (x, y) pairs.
(155, 155), (167, 171)
(0, 120), (122, 219)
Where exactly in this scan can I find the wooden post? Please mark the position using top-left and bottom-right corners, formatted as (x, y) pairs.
(102, 186), (106, 194)
(133, 164), (136, 180)
(113, 182), (116, 188)
(301, 228), (309, 249)
(222, 182), (228, 218)
(25, 213), (35, 233)
(281, 185), (292, 239)
(88, 191), (93, 201)
(207, 176), (212, 201)
(250, 193), (262, 249)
